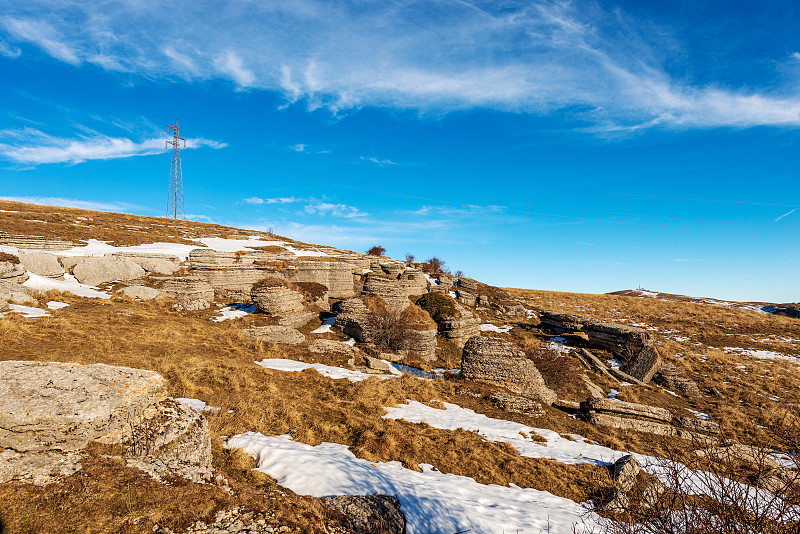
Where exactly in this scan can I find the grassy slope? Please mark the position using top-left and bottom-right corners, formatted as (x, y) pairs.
(1, 200), (799, 532)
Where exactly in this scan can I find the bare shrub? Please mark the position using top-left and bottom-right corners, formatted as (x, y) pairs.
(581, 414), (800, 534)
(526, 346), (582, 393)
(0, 251), (20, 264)
(404, 253), (415, 264)
(423, 256), (446, 274)
(367, 308), (413, 352)
(366, 245), (386, 256)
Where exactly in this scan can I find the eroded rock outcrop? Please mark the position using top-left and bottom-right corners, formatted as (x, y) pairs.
(538, 311), (662, 383)
(462, 336), (556, 404)
(322, 495), (406, 534)
(20, 252), (64, 278)
(0, 361), (213, 486)
(653, 363), (701, 398)
(73, 256), (146, 286)
(242, 325), (305, 344)
(0, 232), (75, 251)
(0, 254), (28, 283)
(157, 277), (215, 302)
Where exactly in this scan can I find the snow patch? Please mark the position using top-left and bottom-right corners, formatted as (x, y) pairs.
(46, 301), (69, 310)
(23, 273), (110, 299)
(211, 304), (258, 322)
(480, 323), (512, 333)
(255, 358), (396, 382)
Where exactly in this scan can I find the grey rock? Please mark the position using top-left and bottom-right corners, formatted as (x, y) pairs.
(173, 298), (211, 312)
(322, 495), (406, 534)
(251, 284), (304, 315)
(640, 480), (667, 509)
(672, 416), (720, 435)
(0, 280), (37, 305)
(58, 256), (81, 273)
(488, 391), (545, 416)
(158, 277), (215, 302)
(0, 361), (166, 452)
(0, 258), (28, 283)
(364, 356), (391, 372)
(602, 487), (629, 513)
(0, 449), (83, 486)
(118, 285), (161, 301)
(277, 308), (318, 329)
(653, 363), (701, 398)
(73, 256), (146, 286)
(585, 412), (698, 440)
(611, 455), (642, 492)
(580, 398), (672, 423)
(0, 233), (74, 251)
(462, 336), (557, 405)
(243, 325), (305, 344)
(20, 252), (64, 278)
(111, 252), (181, 276)
(309, 339), (359, 358)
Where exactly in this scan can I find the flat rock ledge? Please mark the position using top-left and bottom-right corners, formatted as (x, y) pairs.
(242, 325), (306, 344)
(0, 361), (213, 486)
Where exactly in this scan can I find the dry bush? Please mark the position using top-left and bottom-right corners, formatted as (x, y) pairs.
(416, 292), (460, 321)
(367, 308), (414, 352)
(366, 245), (386, 256)
(422, 256), (446, 274)
(527, 346), (584, 394)
(585, 416), (800, 534)
(0, 251), (20, 264)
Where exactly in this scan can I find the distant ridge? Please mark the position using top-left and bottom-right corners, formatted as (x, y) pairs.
(608, 288), (800, 318)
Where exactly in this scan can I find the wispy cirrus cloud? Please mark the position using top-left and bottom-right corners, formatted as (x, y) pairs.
(244, 196), (298, 205)
(360, 156), (398, 166)
(2, 1), (799, 130)
(303, 202), (367, 218)
(0, 127), (226, 165)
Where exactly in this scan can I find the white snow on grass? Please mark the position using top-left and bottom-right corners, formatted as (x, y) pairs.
(23, 273), (110, 299)
(480, 323), (512, 333)
(383, 401), (626, 467)
(211, 304), (258, 322)
(176, 398), (220, 413)
(255, 359), (397, 382)
(46, 301), (69, 310)
(383, 401), (800, 519)
(225, 432), (600, 534)
(723, 346), (797, 362)
(686, 408), (711, 421)
(7, 304), (49, 318)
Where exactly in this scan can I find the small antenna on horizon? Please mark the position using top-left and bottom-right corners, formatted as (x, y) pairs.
(165, 118), (186, 220)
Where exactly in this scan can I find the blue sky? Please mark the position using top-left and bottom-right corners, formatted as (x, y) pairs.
(0, 0), (799, 302)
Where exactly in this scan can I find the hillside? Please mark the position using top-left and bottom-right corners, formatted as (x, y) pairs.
(1, 200), (798, 534)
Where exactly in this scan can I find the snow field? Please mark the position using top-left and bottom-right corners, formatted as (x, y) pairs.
(255, 358), (398, 382)
(225, 432), (600, 534)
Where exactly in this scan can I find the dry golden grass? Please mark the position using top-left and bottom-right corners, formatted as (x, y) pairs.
(507, 287), (800, 443)
(0, 292), (606, 528)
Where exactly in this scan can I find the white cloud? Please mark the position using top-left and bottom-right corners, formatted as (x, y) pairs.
(213, 50), (255, 88)
(0, 40), (21, 58)
(0, 127), (226, 165)
(244, 196), (298, 205)
(361, 156), (397, 166)
(304, 202), (367, 218)
(2, 1), (800, 129)
(291, 143), (306, 152)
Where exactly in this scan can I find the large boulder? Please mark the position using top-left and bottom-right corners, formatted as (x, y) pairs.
(0, 361), (213, 486)
(72, 256), (146, 286)
(0, 253), (28, 283)
(111, 253), (181, 275)
(20, 252), (64, 278)
(0, 280), (37, 305)
(461, 336), (557, 405)
(157, 276), (215, 302)
(118, 285), (161, 301)
(322, 495), (406, 534)
(0, 361), (166, 452)
(653, 363), (701, 398)
(251, 281), (304, 315)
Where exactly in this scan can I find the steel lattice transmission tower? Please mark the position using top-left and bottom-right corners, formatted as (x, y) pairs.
(165, 119), (186, 220)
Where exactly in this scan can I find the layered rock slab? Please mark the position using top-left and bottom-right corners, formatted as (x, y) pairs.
(461, 336), (556, 404)
(0, 361), (167, 452)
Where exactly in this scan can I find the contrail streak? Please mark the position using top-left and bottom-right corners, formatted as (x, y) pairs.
(774, 208), (797, 222)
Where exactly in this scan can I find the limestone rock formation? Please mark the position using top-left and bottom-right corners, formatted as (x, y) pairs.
(0, 280), (36, 305)
(0, 361), (166, 452)
(157, 277), (215, 302)
(172, 298), (211, 312)
(251, 283), (304, 315)
(72, 256), (146, 286)
(537, 311), (662, 383)
(462, 336), (557, 404)
(435, 302), (481, 349)
(611, 455), (642, 492)
(0, 255), (28, 283)
(336, 298), (371, 341)
(0, 232), (75, 251)
(653, 363), (701, 398)
(322, 495), (406, 534)
(397, 270), (429, 296)
(112, 252), (182, 275)
(242, 325), (305, 344)
(118, 285), (161, 300)
(20, 252), (65, 278)
(488, 392), (545, 416)
(309, 339), (359, 358)
(580, 398), (672, 423)
(362, 273), (409, 313)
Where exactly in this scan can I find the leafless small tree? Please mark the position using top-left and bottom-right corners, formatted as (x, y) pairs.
(367, 309), (413, 352)
(404, 253), (415, 264)
(424, 256), (446, 274)
(367, 245), (386, 256)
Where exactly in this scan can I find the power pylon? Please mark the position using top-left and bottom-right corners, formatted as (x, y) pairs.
(165, 119), (186, 220)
